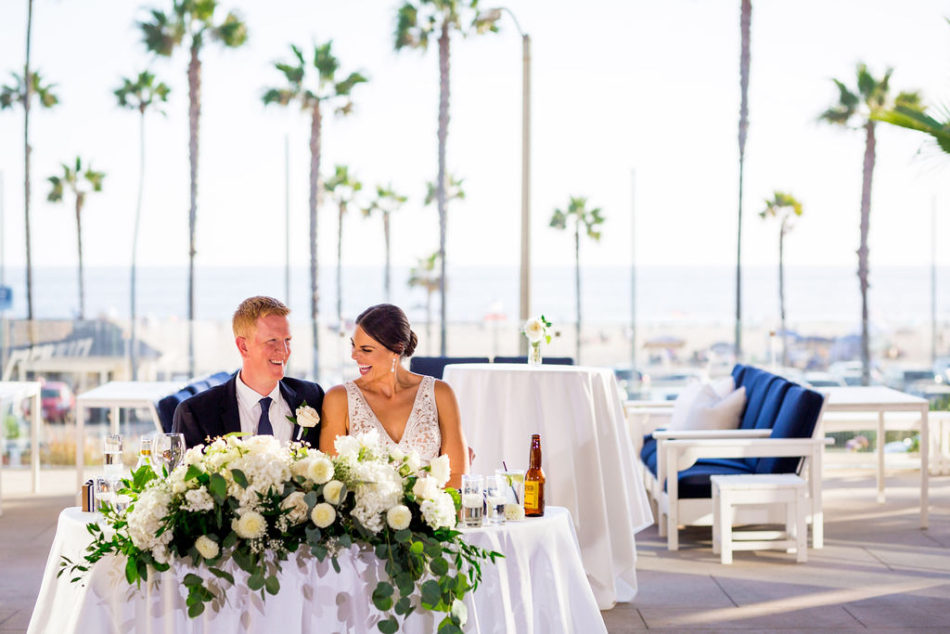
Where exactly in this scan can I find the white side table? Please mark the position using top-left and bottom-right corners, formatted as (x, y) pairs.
(711, 473), (807, 565)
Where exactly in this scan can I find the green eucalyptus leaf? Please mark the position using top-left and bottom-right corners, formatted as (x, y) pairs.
(410, 541), (424, 555)
(420, 579), (441, 607)
(264, 574), (280, 595)
(377, 616), (399, 634)
(247, 571), (265, 591)
(395, 595), (413, 616)
(429, 557), (449, 576)
(209, 473), (228, 500)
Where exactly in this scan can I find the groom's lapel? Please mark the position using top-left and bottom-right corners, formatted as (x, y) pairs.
(280, 380), (301, 437)
(221, 374), (241, 435)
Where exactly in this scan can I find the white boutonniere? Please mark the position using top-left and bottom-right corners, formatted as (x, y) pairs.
(287, 401), (320, 441)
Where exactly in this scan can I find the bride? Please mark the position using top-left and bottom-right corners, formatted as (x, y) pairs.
(319, 303), (470, 488)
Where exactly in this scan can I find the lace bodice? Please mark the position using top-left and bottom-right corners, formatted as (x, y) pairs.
(344, 376), (441, 462)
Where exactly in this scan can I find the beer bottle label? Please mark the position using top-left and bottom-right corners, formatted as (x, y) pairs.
(524, 481), (540, 509)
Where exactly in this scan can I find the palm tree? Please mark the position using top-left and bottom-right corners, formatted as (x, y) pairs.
(819, 63), (921, 385)
(362, 184), (408, 302)
(873, 104), (950, 156)
(262, 43), (367, 381)
(1, 67), (58, 343)
(408, 251), (442, 354)
(395, 1), (501, 355)
(115, 70), (170, 380)
(46, 158), (106, 320)
(139, 0), (248, 377)
(323, 165), (362, 336)
(759, 191), (803, 367)
(735, 0), (752, 360)
(549, 197), (604, 364)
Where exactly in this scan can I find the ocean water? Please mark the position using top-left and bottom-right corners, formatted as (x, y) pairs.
(0, 264), (946, 331)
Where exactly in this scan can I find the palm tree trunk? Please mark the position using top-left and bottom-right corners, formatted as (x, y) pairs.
(309, 101), (323, 381)
(859, 121), (876, 386)
(779, 220), (787, 367)
(187, 40), (201, 378)
(735, 0), (751, 361)
(24, 0), (35, 347)
(574, 223), (581, 364)
(426, 289), (433, 355)
(383, 211), (391, 302)
(336, 204), (344, 334)
(75, 195), (85, 320)
(437, 20), (450, 356)
(130, 110), (146, 380)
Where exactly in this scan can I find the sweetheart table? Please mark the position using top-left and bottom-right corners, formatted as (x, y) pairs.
(27, 506), (605, 633)
(442, 363), (654, 610)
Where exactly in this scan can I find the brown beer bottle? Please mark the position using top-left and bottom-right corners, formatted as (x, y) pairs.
(524, 434), (545, 516)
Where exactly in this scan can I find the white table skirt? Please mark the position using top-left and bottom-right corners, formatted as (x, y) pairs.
(28, 507), (605, 634)
(442, 363), (653, 609)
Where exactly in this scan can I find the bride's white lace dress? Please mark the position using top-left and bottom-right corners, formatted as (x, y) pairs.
(344, 375), (441, 462)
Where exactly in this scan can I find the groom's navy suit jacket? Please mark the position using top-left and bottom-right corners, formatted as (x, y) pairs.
(172, 372), (324, 449)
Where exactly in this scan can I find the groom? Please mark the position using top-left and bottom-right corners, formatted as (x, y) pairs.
(172, 296), (324, 448)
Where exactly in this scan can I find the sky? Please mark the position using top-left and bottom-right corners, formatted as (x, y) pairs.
(1, 0), (949, 274)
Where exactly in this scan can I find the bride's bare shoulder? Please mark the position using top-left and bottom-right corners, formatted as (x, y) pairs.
(323, 385), (349, 407)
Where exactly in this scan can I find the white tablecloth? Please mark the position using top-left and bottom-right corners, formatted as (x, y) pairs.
(442, 363), (653, 609)
(28, 507), (605, 634)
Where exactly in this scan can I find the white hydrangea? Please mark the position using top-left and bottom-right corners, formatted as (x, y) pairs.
(182, 487), (214, 513)
(349, 459), (403, 533)
(126, 484), (174, 558)
(183, 446), (205, 466)
(428, 454), (451, 487)
(420, 491), (457, 530)
(227, 440), (292, 508)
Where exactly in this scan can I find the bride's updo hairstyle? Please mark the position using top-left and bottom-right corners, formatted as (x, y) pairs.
(355, 304), (418, 358)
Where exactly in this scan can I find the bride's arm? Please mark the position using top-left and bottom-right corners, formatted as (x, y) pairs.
(434, 380), (469, 490)
(319, 386), (349, 456)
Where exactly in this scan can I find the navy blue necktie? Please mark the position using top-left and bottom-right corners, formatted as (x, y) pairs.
(257, 397), (273, 435)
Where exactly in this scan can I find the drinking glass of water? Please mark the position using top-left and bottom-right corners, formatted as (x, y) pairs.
(484, 475), (506, 525)
(461, 474), (484, 528)
(103, 434), (123, 478)
(154, 433), (186, 476)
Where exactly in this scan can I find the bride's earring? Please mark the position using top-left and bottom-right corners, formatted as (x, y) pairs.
(391, 357), (397, 373)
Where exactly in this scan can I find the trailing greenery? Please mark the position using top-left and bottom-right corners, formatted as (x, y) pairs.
(60, 433), (500, 632)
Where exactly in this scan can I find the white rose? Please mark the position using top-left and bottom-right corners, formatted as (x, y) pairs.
(311, 503), (336, 528)
(389, 446), (405, 462)
(504, 503), (525, 521)
(280, 491), (309, 524)
(412, 476), (439, 501)
(295, 405), (320, 428)
(523, 317), (545, 343)
(406, 451), (422, 474)
(429, 454), (451, 487)
(323, 480), (345, 505)
(386, 504), (412, 530)
(194, 535), (219, 559)
(307, 457), (334, 484)
(231, 510), (267, 539)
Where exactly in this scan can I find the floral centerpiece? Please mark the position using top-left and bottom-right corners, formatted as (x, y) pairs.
(522, 315), (552, 365)
(60, 432), (501, 633)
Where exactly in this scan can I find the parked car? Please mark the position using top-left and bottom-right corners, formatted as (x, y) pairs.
(883, 365), (939, 393)
(41, 381), (75, 423)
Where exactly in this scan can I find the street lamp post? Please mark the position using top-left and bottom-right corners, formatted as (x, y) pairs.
(486, 7), (532, 355)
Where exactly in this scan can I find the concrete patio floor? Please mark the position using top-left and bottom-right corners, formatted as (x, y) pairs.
(1, 466), (947, 632)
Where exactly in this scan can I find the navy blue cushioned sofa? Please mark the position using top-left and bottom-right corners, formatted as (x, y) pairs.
(638, 364), (826, 550)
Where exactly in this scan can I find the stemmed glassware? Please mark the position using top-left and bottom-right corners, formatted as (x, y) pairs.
(153, 433), (186, 476)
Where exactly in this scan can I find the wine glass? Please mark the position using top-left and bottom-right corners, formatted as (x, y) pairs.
(154, 433), (185, 476)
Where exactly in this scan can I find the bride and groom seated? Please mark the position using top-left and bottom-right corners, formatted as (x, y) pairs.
(172, 296), (470, 488)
